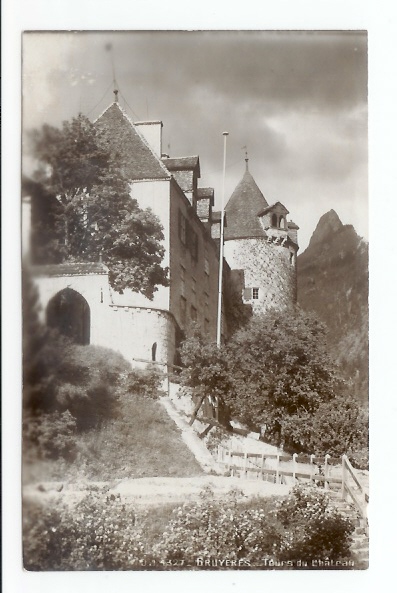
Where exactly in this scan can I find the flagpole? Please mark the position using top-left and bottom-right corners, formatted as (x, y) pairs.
(217, 132), (229, 348)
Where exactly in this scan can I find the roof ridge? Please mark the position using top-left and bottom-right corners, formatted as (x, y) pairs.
(94, 102), (171, 178)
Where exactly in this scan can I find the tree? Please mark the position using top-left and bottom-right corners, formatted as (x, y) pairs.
(179, 330), (233, 426)
(281, 393), (369, 466)
(225, 309), (346, 447)
(29, 114), (168, 298)
(178, 308), (359, 452)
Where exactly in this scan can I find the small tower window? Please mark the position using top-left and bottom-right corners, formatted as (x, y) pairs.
(252, 288), (259, 300)
(151, 342), (157, 362)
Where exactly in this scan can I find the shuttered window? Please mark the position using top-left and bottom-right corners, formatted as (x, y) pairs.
(243, 287), (259, 300)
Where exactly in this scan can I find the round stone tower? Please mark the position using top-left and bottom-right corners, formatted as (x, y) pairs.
(223, 160), (299, 313)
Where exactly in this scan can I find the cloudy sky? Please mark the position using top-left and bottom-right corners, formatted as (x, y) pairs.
(22, 30), (368, 252)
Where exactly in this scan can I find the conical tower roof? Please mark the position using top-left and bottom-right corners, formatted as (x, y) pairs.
(224, 169), (269, 240)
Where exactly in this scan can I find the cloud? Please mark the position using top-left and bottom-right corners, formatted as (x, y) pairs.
(22, 31), (368, 251)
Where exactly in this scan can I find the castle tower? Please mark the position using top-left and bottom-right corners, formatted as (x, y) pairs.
(223, 160), (299, 313)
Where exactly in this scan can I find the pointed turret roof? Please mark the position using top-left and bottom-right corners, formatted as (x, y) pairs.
(224, 170), (269, 240)
(94, 103), (170, 181)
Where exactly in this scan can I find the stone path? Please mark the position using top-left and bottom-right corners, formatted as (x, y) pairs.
(159, 396), (221, 474)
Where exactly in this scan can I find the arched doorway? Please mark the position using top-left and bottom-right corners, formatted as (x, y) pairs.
(46, 288), (90, 345)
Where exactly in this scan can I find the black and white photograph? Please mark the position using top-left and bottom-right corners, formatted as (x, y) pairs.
(19, 29), (371, 573)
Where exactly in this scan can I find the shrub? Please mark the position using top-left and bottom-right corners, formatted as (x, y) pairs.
(23, 486), (356, 571)
(154, 487), (281, 566)
(124, 367), (163, 399)
(155, 486), (355, 567)
(274, 485), (355, 562)
(281, 393), (369, 464)
(23, 410), (77, 461)
(23, 492), (151, 571)
(56, 380), (117, 431)
(63, 344), (131, 387)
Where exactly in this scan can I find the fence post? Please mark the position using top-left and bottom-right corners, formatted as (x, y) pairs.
(227, 448), (232, 475)
(310, 454), (315, 484)
(292, 453), (297, 483)
(276, 453), (280, 484)
(261, 453), (265, 481)
(324, 454), (330, 490)
(243, 452), (248, 479)
(341, 455), (347, 500)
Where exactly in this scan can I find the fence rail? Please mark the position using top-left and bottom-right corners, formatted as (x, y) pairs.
(217, 446), (368, 532)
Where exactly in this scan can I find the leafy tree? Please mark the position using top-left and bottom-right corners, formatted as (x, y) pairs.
(178, 308), (367, 457)
(282, 393), (369, 465)
(179, 330), (233, 425)
(224, 309), (346, 447)
(29, 114), (168, 298)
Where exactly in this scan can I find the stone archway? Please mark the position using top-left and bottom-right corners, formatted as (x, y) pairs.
(46, 288), (90, 345)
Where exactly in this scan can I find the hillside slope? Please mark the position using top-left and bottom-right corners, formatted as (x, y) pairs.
(297, 210), (368, 400)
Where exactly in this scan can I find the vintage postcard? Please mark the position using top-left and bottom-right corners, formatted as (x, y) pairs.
(20, 29), (370, 573)
(3, 2), (396, 591)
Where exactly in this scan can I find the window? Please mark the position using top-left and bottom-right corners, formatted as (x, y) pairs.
(204, 249), (210, 275)
(289, 252), (295, 266)
(151, 342), (157, 362)
(243, 287), (259, 300)
(204, 318), (210, 334)
(191, 305), (197, 321)
(178, 209), (187, 245)
(180, 265), (186, 297)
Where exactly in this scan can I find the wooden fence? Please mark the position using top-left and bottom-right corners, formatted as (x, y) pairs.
(217, 446), (369, 531)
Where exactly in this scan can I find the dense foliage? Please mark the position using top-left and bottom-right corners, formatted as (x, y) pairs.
(23, 269), (126, 458)
(23, 492), (147, 571)
(274, 485), (354, 561)
(23, 485), (354, 570)
(179, 308), (368, 460)
(29, 114), (168, 298)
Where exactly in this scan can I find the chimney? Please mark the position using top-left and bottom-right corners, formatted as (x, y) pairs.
(134, 120), (163, 156)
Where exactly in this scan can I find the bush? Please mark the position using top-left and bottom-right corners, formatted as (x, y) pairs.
(281, 393), (369, 463)
(155, 485), (354, 567)
(62, 344), (131, 386)
(124, 367), (163, 399)
(56, 380), (117, 431)
(154, 487), (282, 566)
(23, 492), (151, 571)
(274, 485), (355, 562)
(24, 335), (132, 437)
(23, 410), (77, 461)
(23, 485), (356, 571)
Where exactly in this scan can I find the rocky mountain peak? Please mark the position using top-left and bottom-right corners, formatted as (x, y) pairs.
(308, 209), (343, 248)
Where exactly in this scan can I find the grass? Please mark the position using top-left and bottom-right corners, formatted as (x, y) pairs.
(23, 391), (203, 484)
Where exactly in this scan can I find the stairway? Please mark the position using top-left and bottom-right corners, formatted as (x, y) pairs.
(328, 491), (369, 569)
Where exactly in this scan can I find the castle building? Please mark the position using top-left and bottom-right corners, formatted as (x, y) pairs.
(223, 158), (299, 313)
(26, 102), (298, 370)
(27, 101), (224, 369)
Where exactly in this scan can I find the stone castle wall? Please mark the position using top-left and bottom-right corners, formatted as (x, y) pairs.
(224, 238), (297, 313)
(32, 271), (176, 368)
